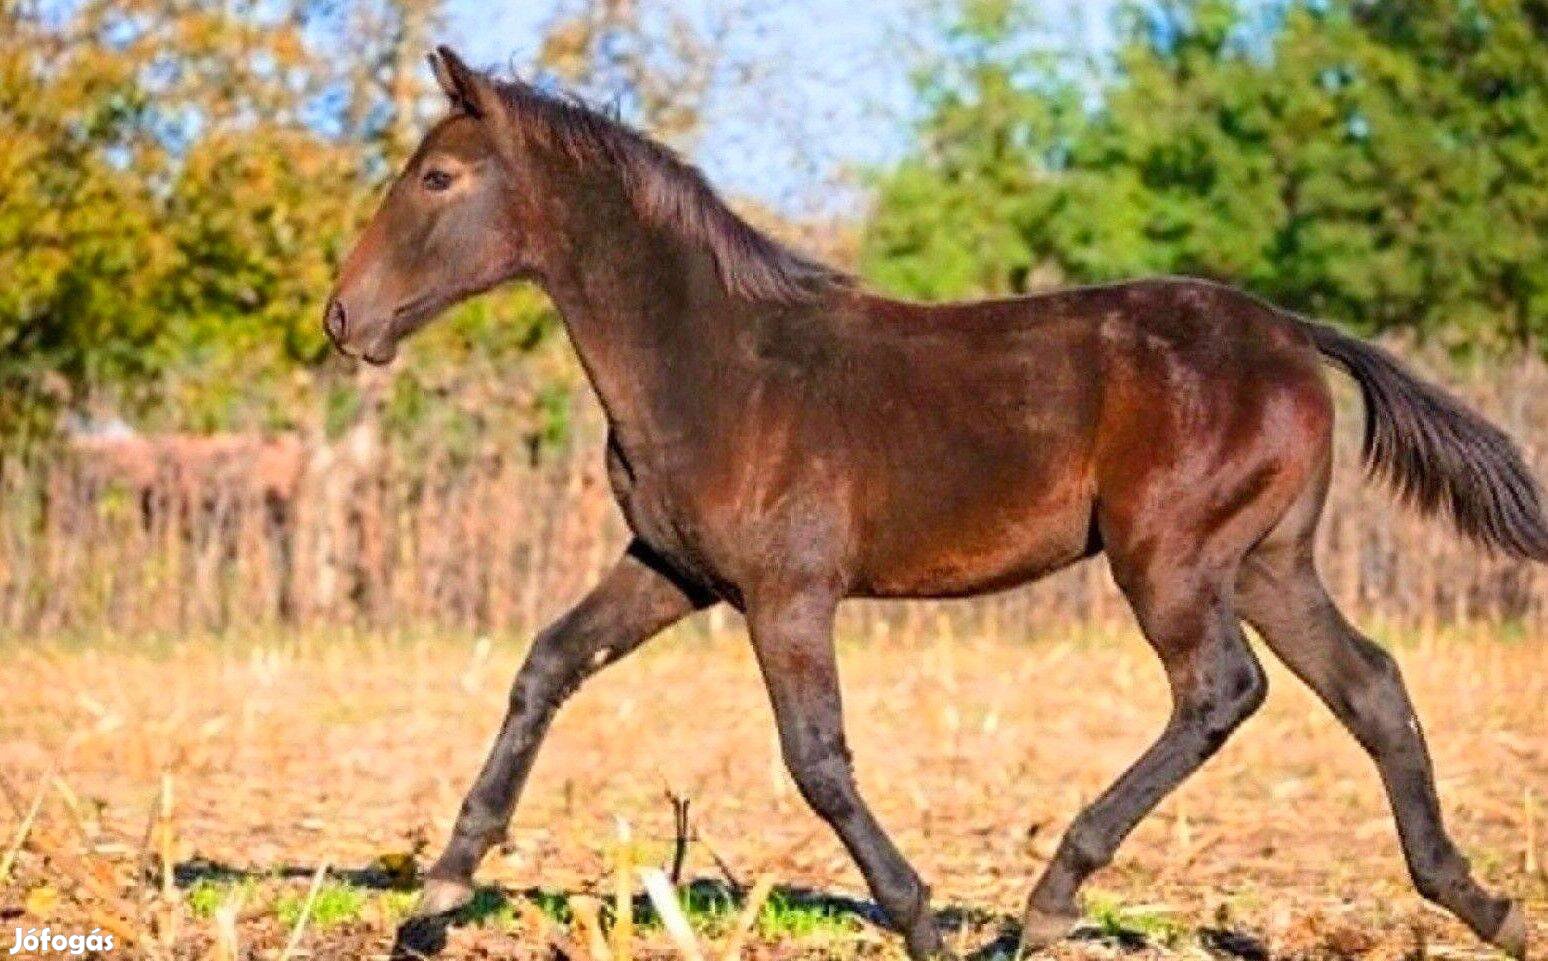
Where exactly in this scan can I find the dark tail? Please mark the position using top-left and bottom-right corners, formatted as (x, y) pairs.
(1300, 319), (1548, 562)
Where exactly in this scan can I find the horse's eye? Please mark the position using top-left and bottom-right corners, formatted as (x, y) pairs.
(422, 169), (454, 192)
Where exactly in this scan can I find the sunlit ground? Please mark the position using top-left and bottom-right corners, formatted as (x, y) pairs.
(2, 625), (1544, 959)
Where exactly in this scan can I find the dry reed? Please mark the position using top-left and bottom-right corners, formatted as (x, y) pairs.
(1, 350), (1543, 641)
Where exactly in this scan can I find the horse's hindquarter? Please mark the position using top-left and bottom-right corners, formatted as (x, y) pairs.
(840, 295), (1106, 598)
(1085, 280), (1334, 573)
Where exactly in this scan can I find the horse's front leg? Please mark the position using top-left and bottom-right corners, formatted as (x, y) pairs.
(746, 587), (947, 960)
(415, 540), (712, 917)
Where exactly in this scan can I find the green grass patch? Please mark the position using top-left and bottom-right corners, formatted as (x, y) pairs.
(275, 881), (369, 929)
(184, 878), (258, 919)
(755, 891), (864, 941)
(674, 884), (740, 935)
(445, 883), (865, 942)
(639, 884), (863, 941)
(187, 877), (425, 930)
(1082, 892), (1187, 948)
(452, 887), (569, 931)
(375, 889), (421, 925)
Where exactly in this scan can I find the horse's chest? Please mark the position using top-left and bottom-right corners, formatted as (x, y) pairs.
(604, 434), (714, 565)
(604, 433), (647, 523)
(603, 427), (838, 599)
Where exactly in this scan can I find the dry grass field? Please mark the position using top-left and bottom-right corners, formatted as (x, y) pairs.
(2, 624), (1544, 960)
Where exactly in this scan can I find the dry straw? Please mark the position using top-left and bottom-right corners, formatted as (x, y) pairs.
(0, 774), (47, 885)
(207, 888), (245, 961)
(570, 894), (613, 961)
(640, 867), (705, 961)
(613, 818), (635, 961)
(1527, 787), (1539, 877)
(719, 874), (775, 961)
(276, 862), (330, 961)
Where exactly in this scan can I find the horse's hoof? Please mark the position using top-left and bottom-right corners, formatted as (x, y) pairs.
(1488, 900), (1527, 961)
(965, 930), (1021, 961)
(903, 923), (952, 961)
(391, 914), (450, 960)
(416, 877), (475, 918)
(1017, 907), (1081, 956)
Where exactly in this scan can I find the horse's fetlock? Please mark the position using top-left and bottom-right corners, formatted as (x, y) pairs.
(909, 878), (931, 920)
(1060, 820), (1112, 876)
(453, 806), (508, 848)
(1411, 867), (1461, 907)
(1409, 840), (1469, 905)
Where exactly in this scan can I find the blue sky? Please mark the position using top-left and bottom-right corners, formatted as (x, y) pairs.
(441, 1), (1116, 215)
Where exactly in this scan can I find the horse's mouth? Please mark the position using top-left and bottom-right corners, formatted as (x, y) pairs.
(345, 277), (512, 367)
(334, 298), (438, 366)
(361, 342), (399, 366)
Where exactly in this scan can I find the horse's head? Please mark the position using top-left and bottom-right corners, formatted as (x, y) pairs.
(327, 45), (841, 364)
(325, 48), (535, 365)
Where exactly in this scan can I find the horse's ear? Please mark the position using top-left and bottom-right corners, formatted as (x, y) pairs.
(429, 46), (494, 118)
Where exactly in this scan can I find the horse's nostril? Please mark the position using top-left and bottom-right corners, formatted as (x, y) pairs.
(325, 299), (348, 343)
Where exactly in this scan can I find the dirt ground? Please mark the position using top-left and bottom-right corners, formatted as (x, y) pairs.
(1, 625), (1544, 960)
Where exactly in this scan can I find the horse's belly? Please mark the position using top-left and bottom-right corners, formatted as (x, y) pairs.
(853, 492), (1095, 599)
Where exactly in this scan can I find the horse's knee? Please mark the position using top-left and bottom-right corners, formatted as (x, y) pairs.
(1347, 636), (1402, 696)
(508, 631), (588, 716)
(508, 671), (557, 718)
(1218, 652), (1268, 727)
(786, 750), (858, 822)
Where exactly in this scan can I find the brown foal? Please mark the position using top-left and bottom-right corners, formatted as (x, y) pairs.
(326, 47), (1543, 961)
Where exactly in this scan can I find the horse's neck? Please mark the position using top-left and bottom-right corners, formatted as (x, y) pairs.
(541, 224), (744, 450)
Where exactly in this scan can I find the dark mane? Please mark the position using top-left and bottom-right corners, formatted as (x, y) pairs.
(489, 77), (851, 305)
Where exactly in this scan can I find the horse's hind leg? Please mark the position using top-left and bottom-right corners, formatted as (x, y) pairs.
(1237, 534), (1527, 960)
(1021, 555), (1268, 952)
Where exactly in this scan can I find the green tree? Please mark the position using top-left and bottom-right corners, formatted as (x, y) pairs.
(0, 0), (835, 444)
(863, 0), (1548, 353)
(862, 0), (1083, 298)
(1, 1), (169, 437)
(0, 0), (360, 434)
